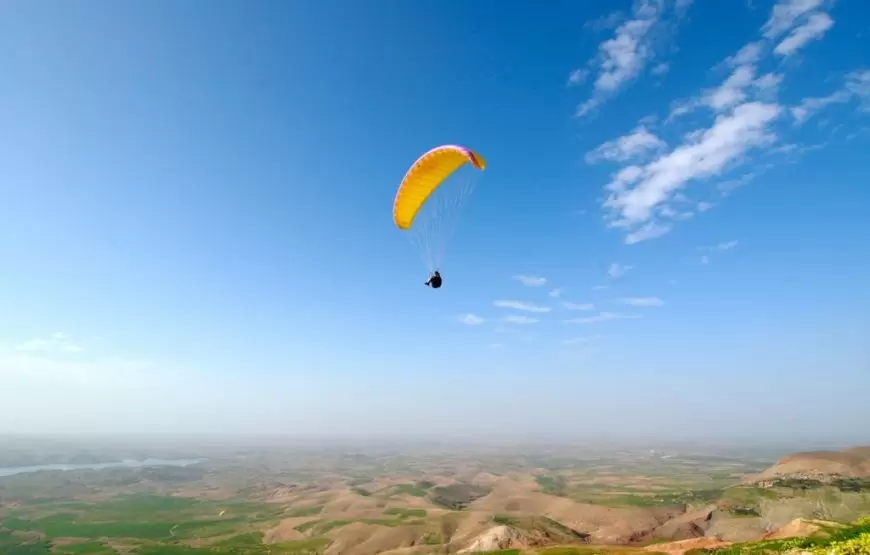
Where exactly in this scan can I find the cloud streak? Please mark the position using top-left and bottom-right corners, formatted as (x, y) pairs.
(503, 315), (539, 325)
(458, 314), (485, 325)
(701, 240), (739, 251)
(608, 263), (633, 279)
(15, 332), (85, 354)
(774, 11), (833, 57)
(620, 296), (665, 306)
(586, 0), (850, 245)
(493, 300), (551, 313)
(565, 312), (641, 324)
(563, 302), (595, 311)
(604, 102), (780, 243)
(586, 126), (667, 164)
(576, 0), (667, 116)
(513, 275), (547, 287)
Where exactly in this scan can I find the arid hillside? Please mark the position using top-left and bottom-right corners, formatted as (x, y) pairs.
(749, 445), (870, 484)
(3, 440), (870, 555)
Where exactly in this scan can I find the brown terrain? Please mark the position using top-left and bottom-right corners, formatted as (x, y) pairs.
(243, 444), (870, 554)
(750, 446), (870, 485)
(2, 441), (870, 555)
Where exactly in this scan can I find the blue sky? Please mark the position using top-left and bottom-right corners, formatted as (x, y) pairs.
(1, 0), (868, 442)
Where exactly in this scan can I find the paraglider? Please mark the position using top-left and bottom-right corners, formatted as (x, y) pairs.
(392, 145), (486, 288)
(424, 270), (442, 288)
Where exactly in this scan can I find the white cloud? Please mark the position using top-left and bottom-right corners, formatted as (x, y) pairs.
(792, 70), (870, 123)
(0, 337), (165, 390)
(625, 221), (673, 244)
(568, 68), (590, 86)
(717, 171), (762, 195)
(707, 65), (758, 111)
(503, 315), (539, 325)
(754, 73), (784, 98)
(774, 11), (834, 56)
(791, 90), (850, 124)
(701, 240), (739, 251)
(607, 263), (633, 279)
(725, 41), (765, 67)
(604, 102), (781, 242)
(592, 285), (609, 291)
(563, 334), (603, 345)
(513, 275), (547, 287)
(549, 288), (564, 298)
(700, 255), (710, 264)
(762, 0), (826, 39)
(620, 296), (665, 306)
(652, 62), (670, 76)
(493, 300), (551, 313)
(576, 0), (665, 116)
(590, 0), (843, 244)
(585, 10), (626, 32)
(846, 70), (870, 111)
(458, 314), (485, 325)
(585, 126), (667, 164)
(565, 312), (641, 324)
(667, 63), (779, 121)
(563, 302), (595, 311)
(15, 332), (86, 354)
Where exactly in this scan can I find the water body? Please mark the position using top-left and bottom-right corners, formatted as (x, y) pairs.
(0, 457), (206, 477)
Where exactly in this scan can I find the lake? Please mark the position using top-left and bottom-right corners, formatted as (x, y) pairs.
(0, 457), (206, 477)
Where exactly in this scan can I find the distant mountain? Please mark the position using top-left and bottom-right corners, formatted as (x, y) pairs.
(748, 446), (870, 486)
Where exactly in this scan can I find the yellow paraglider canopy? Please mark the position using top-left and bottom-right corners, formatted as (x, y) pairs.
(393, 145), (486, 231)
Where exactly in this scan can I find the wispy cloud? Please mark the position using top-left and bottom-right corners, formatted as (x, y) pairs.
(565, 312), (641, 324)
(513, 275), (547, 287)
(774, 11), (833, 57)
(791, 70), (870, 124)
(493, 300), (551, 313)
(563, 302), (595, 311)
(725, 41), (765, 67)
(700, 255), (710, 264)
(458, 314), (485, 325)
(549, 288), (564, 298)
(15, 332), (85, 354)
(762, 0), (834, 58)
(762, 0), (826, 39)
(503, 315), (539, 325)
(608, 262), (633, 279)
(701, 240), (739, 251)
(563, 334), (603, 345)
(791, 90), (851, 124)
(593, 0), (847, 245)
(625, 221), (673, 244)
(576, 0), (668, 116)
(620, 296), (665, 306)
(652, 62), (670, 76)
(847, 70), (870, 112)
(592, 285), (609, 291)
(604, 102), (780, 243)
(0, 335), (160, 388)
(568, 68), (590, 86)
(585, 125), (667, 164)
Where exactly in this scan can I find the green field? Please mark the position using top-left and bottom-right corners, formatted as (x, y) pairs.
(0, 493), (329, 555)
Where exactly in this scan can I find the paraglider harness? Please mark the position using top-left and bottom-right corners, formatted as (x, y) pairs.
(425, 270), (443, 289)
